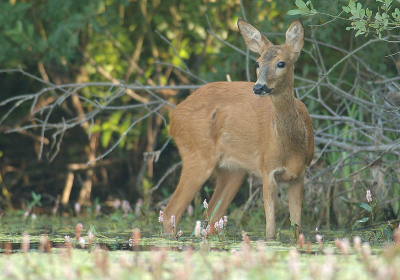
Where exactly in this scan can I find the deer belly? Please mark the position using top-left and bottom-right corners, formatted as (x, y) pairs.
(216, 123), (261, 173)
(217, 146), (261, 175)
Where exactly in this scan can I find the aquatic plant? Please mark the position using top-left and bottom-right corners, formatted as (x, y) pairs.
(353, 189), (393, 241)
(158, 210), (163, 236)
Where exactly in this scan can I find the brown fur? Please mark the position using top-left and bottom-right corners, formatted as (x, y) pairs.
(163, 19), (314, 239)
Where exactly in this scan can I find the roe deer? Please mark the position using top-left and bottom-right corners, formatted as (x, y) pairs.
(163, 19), (314, 239)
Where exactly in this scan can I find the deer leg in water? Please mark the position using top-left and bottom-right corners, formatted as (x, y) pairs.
(205, 168), (246, 231)
(288, 176), (304, 236)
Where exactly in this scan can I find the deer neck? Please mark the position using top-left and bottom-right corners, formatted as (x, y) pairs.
(269, 88), (305, 148)
(270, 88), (297, 118)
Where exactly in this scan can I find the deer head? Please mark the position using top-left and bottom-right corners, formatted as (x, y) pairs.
(237, 19), (304, 96)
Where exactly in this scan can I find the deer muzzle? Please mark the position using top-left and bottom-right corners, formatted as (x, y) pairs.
(253, 83), (274, 96)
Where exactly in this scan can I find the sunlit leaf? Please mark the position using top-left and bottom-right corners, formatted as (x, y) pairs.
(101, 130), (113, 148)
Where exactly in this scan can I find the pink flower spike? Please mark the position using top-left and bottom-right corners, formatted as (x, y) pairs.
(353, 236), (361, 252)
(158, 210), (163, 223)
(214, 222), (219, 232)
(171, 215), (176, 229)
(366, 190), (372, 203)
(218, 218), (224, 231)
(206, 225), (210, 235)
(195, 221), (201, 238)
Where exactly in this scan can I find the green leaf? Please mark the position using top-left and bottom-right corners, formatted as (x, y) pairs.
(295, 0), (307, 9)
(101, 130), (113, 148)
(359, 8), (365, 18)
(210, 199), (223, 223)
(385, 0), (393, 8)
(287, 9), (303, 15)
(111, 212), (123, 222)
(16, 20), (23, 33)
(90, 124), (102, 133)
(288, 0), (314, 15)
(120, 113), (131, 133)
(366, 8), (373, 19)
(89, 224), (98, 235)
(342, 6), (351, 13)
(27, 191), (42, 208)
(392, 8), (400, 21)
(352, 217), (369, 230)
(357, 202), (372, 212)
(383, 226), (393, 237)
(31, 191), (39, 200)
(306, 1), (315, 11)
(109, 111), (122, 125)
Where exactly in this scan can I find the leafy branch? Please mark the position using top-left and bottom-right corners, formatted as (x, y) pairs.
(289, 0), (400, 38)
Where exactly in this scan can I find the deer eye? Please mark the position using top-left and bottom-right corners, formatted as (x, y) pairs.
(277, 61), (286, 68)
(255, 62), (260, 69)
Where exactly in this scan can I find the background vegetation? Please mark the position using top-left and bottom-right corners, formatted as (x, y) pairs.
(0, 0), (399, 234)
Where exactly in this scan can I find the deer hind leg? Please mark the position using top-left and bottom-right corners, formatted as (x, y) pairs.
(163, 157), (216, 234)
(205, 168), (246, 232)
(288, 176), (304, 237)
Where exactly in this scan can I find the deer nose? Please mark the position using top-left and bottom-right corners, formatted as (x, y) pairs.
(253, 83), (265, 95)
(253, 83), (274, 95)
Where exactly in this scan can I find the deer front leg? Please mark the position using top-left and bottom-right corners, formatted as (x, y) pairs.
(288, 176), (304, 237)
(262, 173), (277, 240)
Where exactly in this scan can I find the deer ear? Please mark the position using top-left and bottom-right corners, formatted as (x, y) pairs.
(237, 19), (272, 55)
(285, 19), (304, 54)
